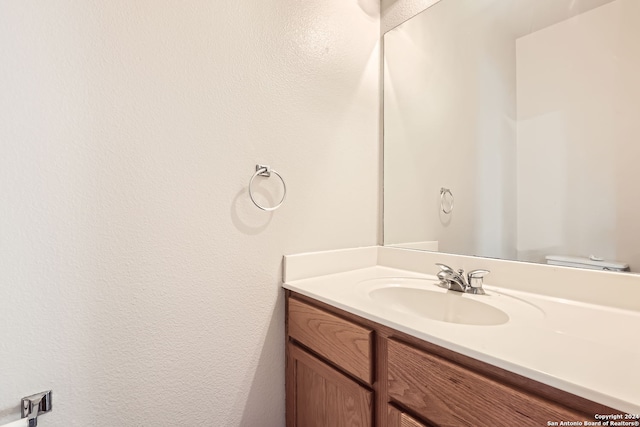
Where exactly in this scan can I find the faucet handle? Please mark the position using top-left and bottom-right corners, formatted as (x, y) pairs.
(467, 269), (490, 294)
(435, 263), (454, 273)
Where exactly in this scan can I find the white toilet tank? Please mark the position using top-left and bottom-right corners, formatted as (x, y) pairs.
(545, 255), (630, 272)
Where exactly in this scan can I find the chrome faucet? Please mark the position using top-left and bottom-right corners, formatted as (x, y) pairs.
(435, 263), (490, 295)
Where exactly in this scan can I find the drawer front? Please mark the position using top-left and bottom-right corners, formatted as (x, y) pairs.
(387, 339), (585, 427)
(388, 405), (430, 427)
(288, 297), (373, 385)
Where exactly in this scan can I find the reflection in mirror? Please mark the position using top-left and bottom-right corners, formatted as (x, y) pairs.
(383, 0), (640, 272)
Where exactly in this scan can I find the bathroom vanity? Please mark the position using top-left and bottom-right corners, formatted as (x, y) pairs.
(283, 247), (640, 427)
(286, 292), (609, 426)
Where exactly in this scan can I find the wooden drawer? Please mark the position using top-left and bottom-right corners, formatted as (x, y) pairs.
(388, 405), (431, 427)
(387, 339), (586, 427)
(288, 297), (373, 385)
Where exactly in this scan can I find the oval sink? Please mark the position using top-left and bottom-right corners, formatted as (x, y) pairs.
(355, 277), (543, 326)
(369, 286), (509, 325)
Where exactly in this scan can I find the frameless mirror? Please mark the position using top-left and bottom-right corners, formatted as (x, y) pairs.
(383, 0), (640, 272)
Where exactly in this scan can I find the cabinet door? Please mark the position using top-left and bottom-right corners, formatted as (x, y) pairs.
(287, 343), (373, 427)
(388, 405), (431, 427)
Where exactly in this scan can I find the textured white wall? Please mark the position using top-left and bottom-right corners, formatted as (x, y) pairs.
(516, 0), (640, 269)
(381, 0), (441, 33)
(0, 1), (379, 426)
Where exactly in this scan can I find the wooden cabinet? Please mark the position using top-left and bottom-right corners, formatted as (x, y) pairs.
(387, 406), (430, 427)
(286, 296), (374, 427)
(288, 297), (373, 385)
(285, 291), (615, 427)
(387, 339), (585, 427)
(287, 343), (373, 427)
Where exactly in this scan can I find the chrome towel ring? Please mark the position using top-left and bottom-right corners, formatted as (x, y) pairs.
(440, 187), (454, 214)
(249, 164), (287, 211)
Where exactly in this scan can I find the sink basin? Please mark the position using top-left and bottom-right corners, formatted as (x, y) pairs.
(355, 277), (543, 326)
(370, 285), (509, 325)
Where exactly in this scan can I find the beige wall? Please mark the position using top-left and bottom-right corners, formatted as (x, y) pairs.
(516, 0), (640, 270)
(0, 1), (380, 426)
(381, 0), (441, 33)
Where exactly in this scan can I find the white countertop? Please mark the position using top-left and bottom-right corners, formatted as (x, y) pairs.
(283, 247), (640, 414)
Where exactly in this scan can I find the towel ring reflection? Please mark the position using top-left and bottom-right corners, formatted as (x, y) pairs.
(249, 164), (287, 211)
(440, 187), (454, 214)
